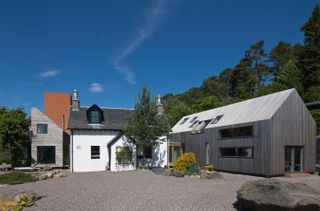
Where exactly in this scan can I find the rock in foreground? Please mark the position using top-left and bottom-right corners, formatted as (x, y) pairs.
(237, 179), (320, 211)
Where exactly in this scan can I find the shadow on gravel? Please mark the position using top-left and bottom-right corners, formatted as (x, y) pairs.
(233, 201), (246, 211)
(151, 167), (166, 175)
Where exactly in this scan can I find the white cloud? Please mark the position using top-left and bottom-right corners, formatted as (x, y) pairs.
(39, 69), (60, 78)
(112, 0), (181, 84)
(89, 83), (103, 93)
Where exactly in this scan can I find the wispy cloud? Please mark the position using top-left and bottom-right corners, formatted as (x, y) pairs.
(112, 0), (181, 84)
(89, 83), (103, 93)
(38, 69), (60, 78)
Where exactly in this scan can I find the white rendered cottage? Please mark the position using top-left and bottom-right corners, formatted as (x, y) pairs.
(68, 90), (168, 172)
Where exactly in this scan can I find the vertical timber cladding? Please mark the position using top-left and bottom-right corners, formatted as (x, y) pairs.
(211, 121), (269, 176)
(170, 121), (270, 176)
(269, 90), (316, 176)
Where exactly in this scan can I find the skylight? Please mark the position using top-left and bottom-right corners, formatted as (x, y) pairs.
(211, 115), (223, 124)
(189, 120), (199, 128)
(189, 116), (198, 123)
(180, 117), (189, 125)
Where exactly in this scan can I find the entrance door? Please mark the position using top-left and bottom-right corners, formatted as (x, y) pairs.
(285, 146), (304, 173)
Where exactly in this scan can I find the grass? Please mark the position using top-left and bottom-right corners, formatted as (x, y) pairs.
(0, 171), (37, 185)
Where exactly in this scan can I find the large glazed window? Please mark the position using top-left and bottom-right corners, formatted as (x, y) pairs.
(37, 146), (55, 163)
(91, 146), (100, 159)
(220, 147), (253, 158)
(220, 126), (253, 139)
(37, 124), (48, 134)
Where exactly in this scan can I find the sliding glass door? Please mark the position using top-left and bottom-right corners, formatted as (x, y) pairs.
(285, 146), (304, 173)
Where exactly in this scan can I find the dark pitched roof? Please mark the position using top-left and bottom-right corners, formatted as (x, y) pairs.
(68, 106), (134, 130)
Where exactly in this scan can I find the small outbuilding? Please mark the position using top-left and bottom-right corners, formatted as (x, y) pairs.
(170, 89), (316, 177)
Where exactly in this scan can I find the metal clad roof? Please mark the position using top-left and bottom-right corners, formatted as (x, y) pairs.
(172, 89), (295, 133)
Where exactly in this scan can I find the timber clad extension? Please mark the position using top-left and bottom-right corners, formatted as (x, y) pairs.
(170, 89), (316, 177)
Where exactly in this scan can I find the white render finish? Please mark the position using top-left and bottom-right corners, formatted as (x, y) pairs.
(71, 130), (119, 172)
(140, 136), (168, 168)
(71, 129), (168, 172)
(172, 89), (294, 133)
(110, 134), (136, 171)
(31, 107), (64, 167)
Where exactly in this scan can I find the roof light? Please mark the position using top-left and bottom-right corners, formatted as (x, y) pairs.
(211, 115), (223, 124)
(189, 116), (198, 123)
(180, 117), (189, 125)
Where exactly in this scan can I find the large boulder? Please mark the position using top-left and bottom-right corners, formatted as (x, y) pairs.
(237, 179), (320, 211)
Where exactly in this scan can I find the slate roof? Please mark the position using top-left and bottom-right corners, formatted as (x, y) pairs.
(172, 89), (296, 133)
(68, 106), (134, 130)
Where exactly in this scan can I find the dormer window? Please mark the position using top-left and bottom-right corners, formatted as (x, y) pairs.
(87, 104), (104, 124)
(90, 111), (101, 124)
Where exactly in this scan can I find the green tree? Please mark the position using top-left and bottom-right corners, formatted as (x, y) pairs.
(200, 76), (228, 99)
(300, 5), (320, 92)
(192, 96), (224, 112)
(231, 41), (270, 99)
(270, 41), (295, 76)
(124, 87), (169, 165)
(275, 60), (303, 93)
(163, 97), (192, 127)
(219, 68), (233, 97)
(257, 82), (288, 96)
(0, 108), (30, 167)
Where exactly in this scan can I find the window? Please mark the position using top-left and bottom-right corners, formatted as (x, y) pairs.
(189, 116), (198, 123)
(180, 117), (189, 125)
(137, 146), (152, 159)
(37, 146), (55, 163)
(189, 120), (199, 128)
(220, 147), (253, 158)
(220, 126), (253, 139)
(211, 115), (223, 124)
(37, 124), (48, 134)
(90, 111), (101, 124)
(91, 146), (100, 159)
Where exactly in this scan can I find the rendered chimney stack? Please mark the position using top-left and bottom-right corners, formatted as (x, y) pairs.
(156, 94), (164, 114)
(72, 89), (80, 111)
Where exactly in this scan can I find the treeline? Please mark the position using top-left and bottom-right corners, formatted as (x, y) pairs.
(163, 4), (320, 133)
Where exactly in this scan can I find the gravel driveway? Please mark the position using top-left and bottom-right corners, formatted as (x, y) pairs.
(0, 170), (319, 211)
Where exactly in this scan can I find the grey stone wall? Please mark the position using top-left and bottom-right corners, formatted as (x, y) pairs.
(31, 107), (64, 167)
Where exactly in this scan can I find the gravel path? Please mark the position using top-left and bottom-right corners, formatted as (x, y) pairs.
(0, 171), (319, 211)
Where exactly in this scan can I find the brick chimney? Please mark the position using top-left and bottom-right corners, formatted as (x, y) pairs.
(71, 90), (80, 111)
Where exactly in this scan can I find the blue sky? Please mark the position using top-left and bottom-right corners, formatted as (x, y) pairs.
(0, 0), (318, 115)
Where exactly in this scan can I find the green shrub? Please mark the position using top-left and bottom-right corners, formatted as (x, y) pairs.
(173, 152), (197, 172)
(116, 147), (133, 165)
(0, 172), (37, 185)
(201, 164), (214, 171)
(0, 149), (11, 164)
(185, 162), (200, 175)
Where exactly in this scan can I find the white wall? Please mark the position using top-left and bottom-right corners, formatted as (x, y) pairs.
(138, 136), (168, 168)
(72, 130), (119, 172)
(71, 129), (168, 172)
(110, 135), (136, 171)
